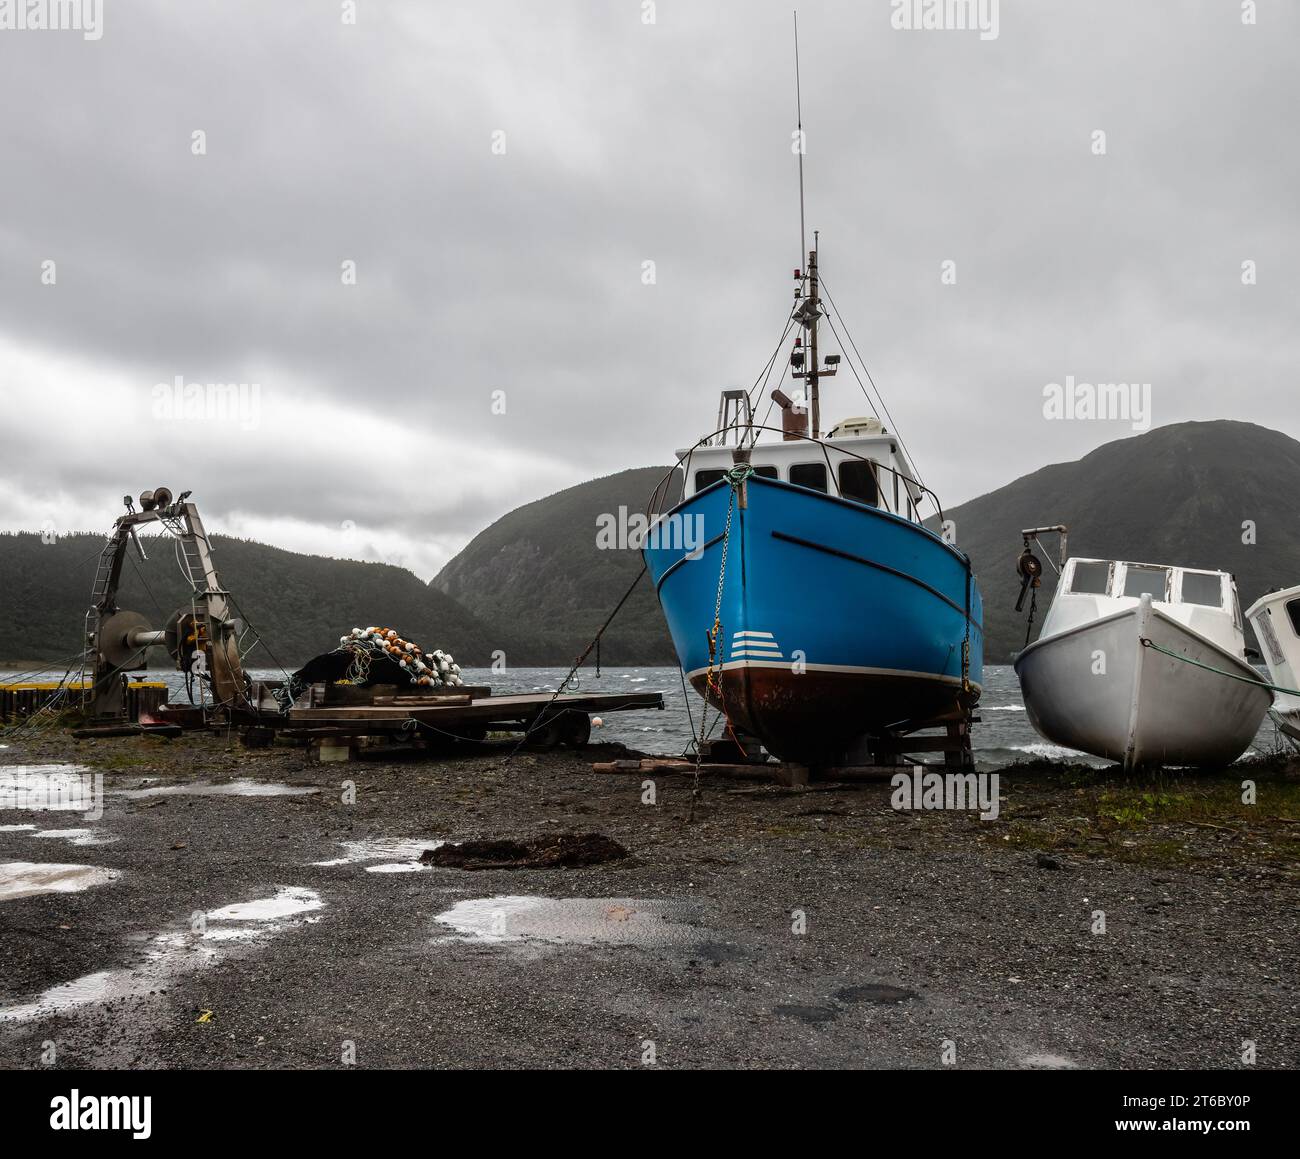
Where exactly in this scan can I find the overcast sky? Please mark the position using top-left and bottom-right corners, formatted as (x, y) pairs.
(1, 0), (1295, 580)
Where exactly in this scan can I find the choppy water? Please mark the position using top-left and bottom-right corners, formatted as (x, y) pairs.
(131, 664), (1293, 769)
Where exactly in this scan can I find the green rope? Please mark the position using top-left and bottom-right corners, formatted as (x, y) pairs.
(726, 463), (755, 486)
(1139, 637), (1300, 698)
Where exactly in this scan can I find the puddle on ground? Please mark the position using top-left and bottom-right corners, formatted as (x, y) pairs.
(0, 886), (325, 1022)
(30, 829), (117, 847)
(434, 896), (699, 948)
(1, 821), (115, 847)
(116, 779), (318, 799)
(0, 766), (102, 812)
(1020, 1052), (1078, 1070)
(0, 862), (119, 902)
(205, 886), (323, 926)
(313, 838), (442, 873)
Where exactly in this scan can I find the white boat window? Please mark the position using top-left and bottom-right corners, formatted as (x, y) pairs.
(1069, 561), (1111, 595)
(1288, 599), (1300, 637)
(1123, 565), (1169, 600)
(837, 460), (878, 506)
(1180, 572), (1223, 608)
(789, 462), (828, 493)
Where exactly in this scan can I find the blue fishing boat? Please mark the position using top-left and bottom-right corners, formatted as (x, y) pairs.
(643, 379), (983, 764)
(642, 29), (983, 765)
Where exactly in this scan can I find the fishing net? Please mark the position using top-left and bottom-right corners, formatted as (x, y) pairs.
(274, 627), (463, 711)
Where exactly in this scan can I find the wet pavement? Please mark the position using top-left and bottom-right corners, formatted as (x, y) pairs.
(0, 732), (1297, 1070)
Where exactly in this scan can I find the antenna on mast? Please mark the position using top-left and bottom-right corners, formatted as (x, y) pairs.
(774, 12), (835, 442)
(793, 11), (806, 269)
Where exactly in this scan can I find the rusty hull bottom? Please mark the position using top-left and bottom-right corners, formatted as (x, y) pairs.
(690, 665), (975, 764)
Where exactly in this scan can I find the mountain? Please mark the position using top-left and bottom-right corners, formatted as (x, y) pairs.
(0, 532), (527, 670)
(432, 421), (1300, 669)
(940, 421), (1300, 662)
(432, 466), (680, 666)
(8, 421), (1296, 675)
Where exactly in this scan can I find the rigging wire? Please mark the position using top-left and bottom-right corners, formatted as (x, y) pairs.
(496, 563), (649, 768)
(127, 548), (171, 626)
(819, 275), (926, 488)
(757, 356), (794, 432)
(676, 661), (699, 756)
(223, 591), (296, 685)
(0, 665), (80, 737)
(0, 653), (86, 688)
(819, 310), (881, 424)
(745, 312), (801, 413)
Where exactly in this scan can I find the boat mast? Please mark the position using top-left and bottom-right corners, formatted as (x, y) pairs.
(775, 14), (835, 442)
(795, 14), (818, 438)
(808, 235), (820, 438)
(791, 15), (832, 440)
(794, 12), (806, 270)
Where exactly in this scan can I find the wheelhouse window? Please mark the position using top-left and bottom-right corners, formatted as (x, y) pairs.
(1123, 565), (1169, 600)
(1180, 572), (1223, 608)
(1287, 599), (1300, 637)
(754, 465), (778, 479)
(837, 460), (878, 506)
(1069, 561), (1111, 596)
(789, 462), (828, 493)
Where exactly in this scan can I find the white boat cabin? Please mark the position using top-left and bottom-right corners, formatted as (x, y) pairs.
(1042, 557), (1247, 655)
(1245, 585), (1300, 716)
(676, 416), (931, 524)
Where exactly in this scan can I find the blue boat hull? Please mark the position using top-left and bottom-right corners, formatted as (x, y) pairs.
(643, 475), (983, 762)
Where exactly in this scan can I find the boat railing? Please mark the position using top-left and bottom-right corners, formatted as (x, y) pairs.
(646, 423), (947, 530)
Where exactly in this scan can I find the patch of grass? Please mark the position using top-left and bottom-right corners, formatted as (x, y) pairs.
(93, 751), (149, 770)
(987, 764), (1300, 875)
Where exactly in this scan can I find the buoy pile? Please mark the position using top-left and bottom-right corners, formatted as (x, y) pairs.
(338, 627), (463, 688)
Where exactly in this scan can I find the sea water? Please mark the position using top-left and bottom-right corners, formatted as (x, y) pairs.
(134, 665), (1287, 769)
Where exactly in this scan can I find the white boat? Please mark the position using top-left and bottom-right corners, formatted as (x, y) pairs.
(1014, 554), (1271, 770)
(1244, 585), (1300, 744)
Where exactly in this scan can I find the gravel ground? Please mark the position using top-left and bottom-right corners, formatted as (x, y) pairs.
(0, 730), (1296, 1070)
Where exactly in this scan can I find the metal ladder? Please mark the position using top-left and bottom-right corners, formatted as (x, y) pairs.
(79, 535), (121, 700)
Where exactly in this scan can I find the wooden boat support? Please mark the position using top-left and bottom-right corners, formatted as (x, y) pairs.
(592, 714), (977, 787)
(858, 715), (978, 769)
(255, 683), (666, 760)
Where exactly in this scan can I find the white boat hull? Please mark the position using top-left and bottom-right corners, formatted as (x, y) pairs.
(1014, 596), (1271, 769)
(1244, 584), (1300, 749)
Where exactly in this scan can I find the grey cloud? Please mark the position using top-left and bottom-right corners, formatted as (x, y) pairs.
(1, 0), (1296, 576)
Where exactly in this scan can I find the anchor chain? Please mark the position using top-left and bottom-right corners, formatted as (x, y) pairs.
(690, 467), (750, 820)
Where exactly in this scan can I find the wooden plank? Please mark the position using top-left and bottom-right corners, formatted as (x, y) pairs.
(371, 694), (476, 706)
(870, 736), (971, 754)
(288, 698), (471, 720)
(591, 759), (775, 780)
